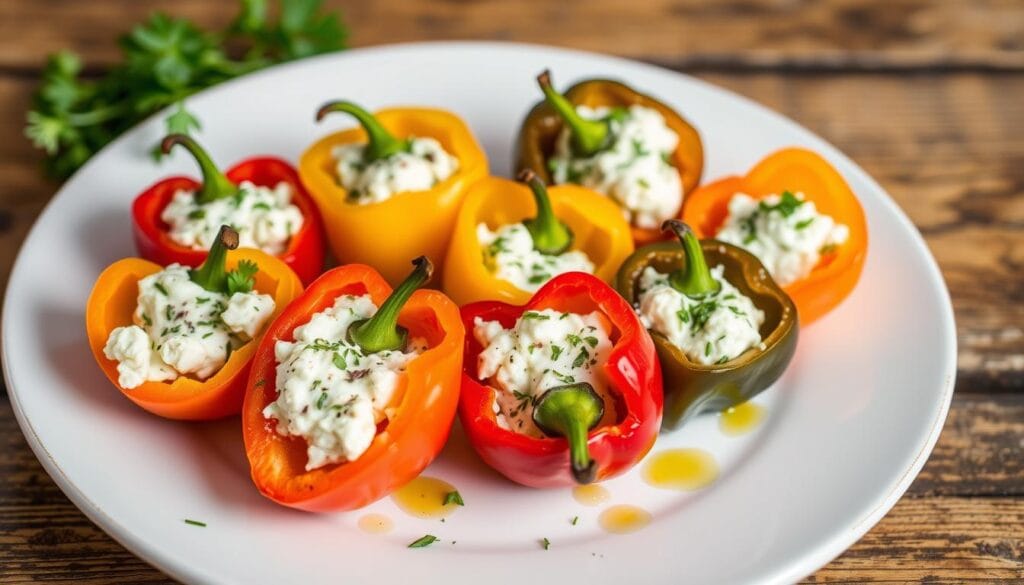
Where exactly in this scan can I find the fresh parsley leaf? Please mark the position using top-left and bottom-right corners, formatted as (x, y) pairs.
(226, 260), (259, 295)
(408, 534), (439, 548)
(27, 0), (348, 179)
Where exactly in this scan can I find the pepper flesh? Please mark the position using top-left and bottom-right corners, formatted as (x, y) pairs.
(515, 77), (704, 246)
(680, 148), (868, 325)
(132, 156), (326, 285)
(442, 176), (634, 306)
(459, 272), (663, 488)
(242, 263), (464, 511)
(299, 107), (488, 286)
(615, 239), (797, 429)
(85, 249), (303, 420)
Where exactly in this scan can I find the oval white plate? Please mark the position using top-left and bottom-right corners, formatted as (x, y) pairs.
(2, 42), (955, 585)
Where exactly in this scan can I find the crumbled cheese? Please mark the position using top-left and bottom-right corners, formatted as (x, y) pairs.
(637, 266), (764, 365)
(103, 264), (275, 389)
(264, 294), (426, 470)
(332, 137), (458, 204)
(715, 192), (850, 286)
(161, 181), (304, 255)
(548, 105), (681, 229)
(477, 222), (594, 293)
(474, 309), (617, 436)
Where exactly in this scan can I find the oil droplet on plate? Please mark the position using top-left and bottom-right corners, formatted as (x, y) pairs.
(391, 476), (460, 519)
(357, 513), (394, 534)
(719, 401), (765, 436)
(642, 448), (719, 491)
(599, 505), (651, 534)
(572, 484), (611, 506)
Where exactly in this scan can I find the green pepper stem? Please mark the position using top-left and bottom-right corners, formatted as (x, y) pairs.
(316, 101), (407, 162)
(189, 225), (239, 293)
(347, 256), (433, 354)
(518, 169), (574, 255)
(161, 134), (238, 205)
(536, 69), (609, 157)
(663, 220), (721, 298)
(532, 383), (605, 484)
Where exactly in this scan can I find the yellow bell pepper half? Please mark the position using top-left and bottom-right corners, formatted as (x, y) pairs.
(299, 107), (488, 286)
(442, 176), (634, 306)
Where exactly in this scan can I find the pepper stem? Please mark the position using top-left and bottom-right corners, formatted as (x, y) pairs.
(189, 225), (239, 293)
(532, 383), (605, 484)
(536, 69), (609, 157)
(316, 101), (409, 162)
(663, 220), (721, 298)
(161, 134), (238, 205)
(347, 256), (433, 354)
(518, 169), (574, 255)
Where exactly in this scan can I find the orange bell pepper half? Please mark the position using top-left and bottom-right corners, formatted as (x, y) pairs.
(299, 105), (488, 286)
(85, 245), (303, 421)
(681, 148), (868, 325)
(442, 174), (634, 306)
(241, 260), (464, 512)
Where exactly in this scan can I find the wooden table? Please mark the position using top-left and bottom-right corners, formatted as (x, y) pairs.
(1, 1), (1022, 582)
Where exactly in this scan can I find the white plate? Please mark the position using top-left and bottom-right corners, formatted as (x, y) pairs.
(2, 42), (956, 584)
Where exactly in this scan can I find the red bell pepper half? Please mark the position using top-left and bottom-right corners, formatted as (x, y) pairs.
(459, 272), (663, 488)
(132, 134), (325, 285)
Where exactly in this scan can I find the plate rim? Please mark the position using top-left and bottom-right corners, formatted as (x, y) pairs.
(1, 40), (958, 585)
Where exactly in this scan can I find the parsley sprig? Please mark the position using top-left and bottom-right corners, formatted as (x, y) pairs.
(25, 0), (348, 179)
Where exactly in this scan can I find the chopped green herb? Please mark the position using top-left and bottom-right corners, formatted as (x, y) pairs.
(551, 370), (575, 384)
(572, 349), (589, 368)
(541, 537), (551, 550)
(184, 519), (206, 527)
(584, 336), (599, 348)
(252, 202), (271, 211)
(408, 534), (439, 548)
(759, 191), (804, 218)
(196, 297), (210, 304)
(522, 311), (550, 321)
(187, 209), (206, 220)
(154, 282), (169, 296)
(716, 355), (730, 364)
(202, 331), (213, 339)
(571, 516), (579, 526)
(795, 217), (815, 230)
(226, 260), (259, 295)
(332, 351), (347, 370)
(705, 341), (712, 357)
(528, 273), (551, 285)
(550, 344), (563, 360)
(637, 177), (650, 189)
(566, 333), (582, 347)
(141, 313), (152, 326)
(316, 392), (328, 409)
(443, 490), (464, 506)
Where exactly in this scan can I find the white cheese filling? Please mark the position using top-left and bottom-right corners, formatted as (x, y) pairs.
(548, 105), (682, 229)
(103, 264), (275, 389)
(476, 222), (594, 293)
(332, 137), (459, 204)
(715, 192), (850, 286)
(474, 309), (617, 437)
(637, 266), (764, 365)
(161, 181), (304, 255)
(264, 294), (426, 470)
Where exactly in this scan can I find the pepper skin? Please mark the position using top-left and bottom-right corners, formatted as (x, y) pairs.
(442, 175), (634, 306)
(242, 262), (464, 511)
(459, 272), (663, 488)
(616, 224), (798, 430)
(299, 106), (488, 286)
(515, 73), (703, 246)
(681, 148), (868, 325)
(132, 137), (326, 286)
(85, 248), (303, 421)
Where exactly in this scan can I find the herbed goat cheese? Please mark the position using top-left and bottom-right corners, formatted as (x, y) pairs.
(548, 105), (682, 229)
(103, 264), (275, 389)
(715, 191), (850, 286)
(332, 137), (458, 204)
(477, 222), (595, 292)
(474, 309), (617, 437)
(637, 266), (764, 366)
(263, 294), (426, 471)
(161, 181), (304, 255)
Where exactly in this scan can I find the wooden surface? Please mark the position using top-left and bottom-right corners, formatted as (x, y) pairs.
(0, 1), (1022, 583)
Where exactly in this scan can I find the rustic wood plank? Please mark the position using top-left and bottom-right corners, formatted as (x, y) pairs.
(1, 394), (1021, 583)
(0, 0), (1022, 73)
(4, 72), (1021, 389)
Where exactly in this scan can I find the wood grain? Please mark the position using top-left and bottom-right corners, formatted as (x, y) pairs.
(0, 394), (1021, 584)
(0, 0), (1022, 72)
